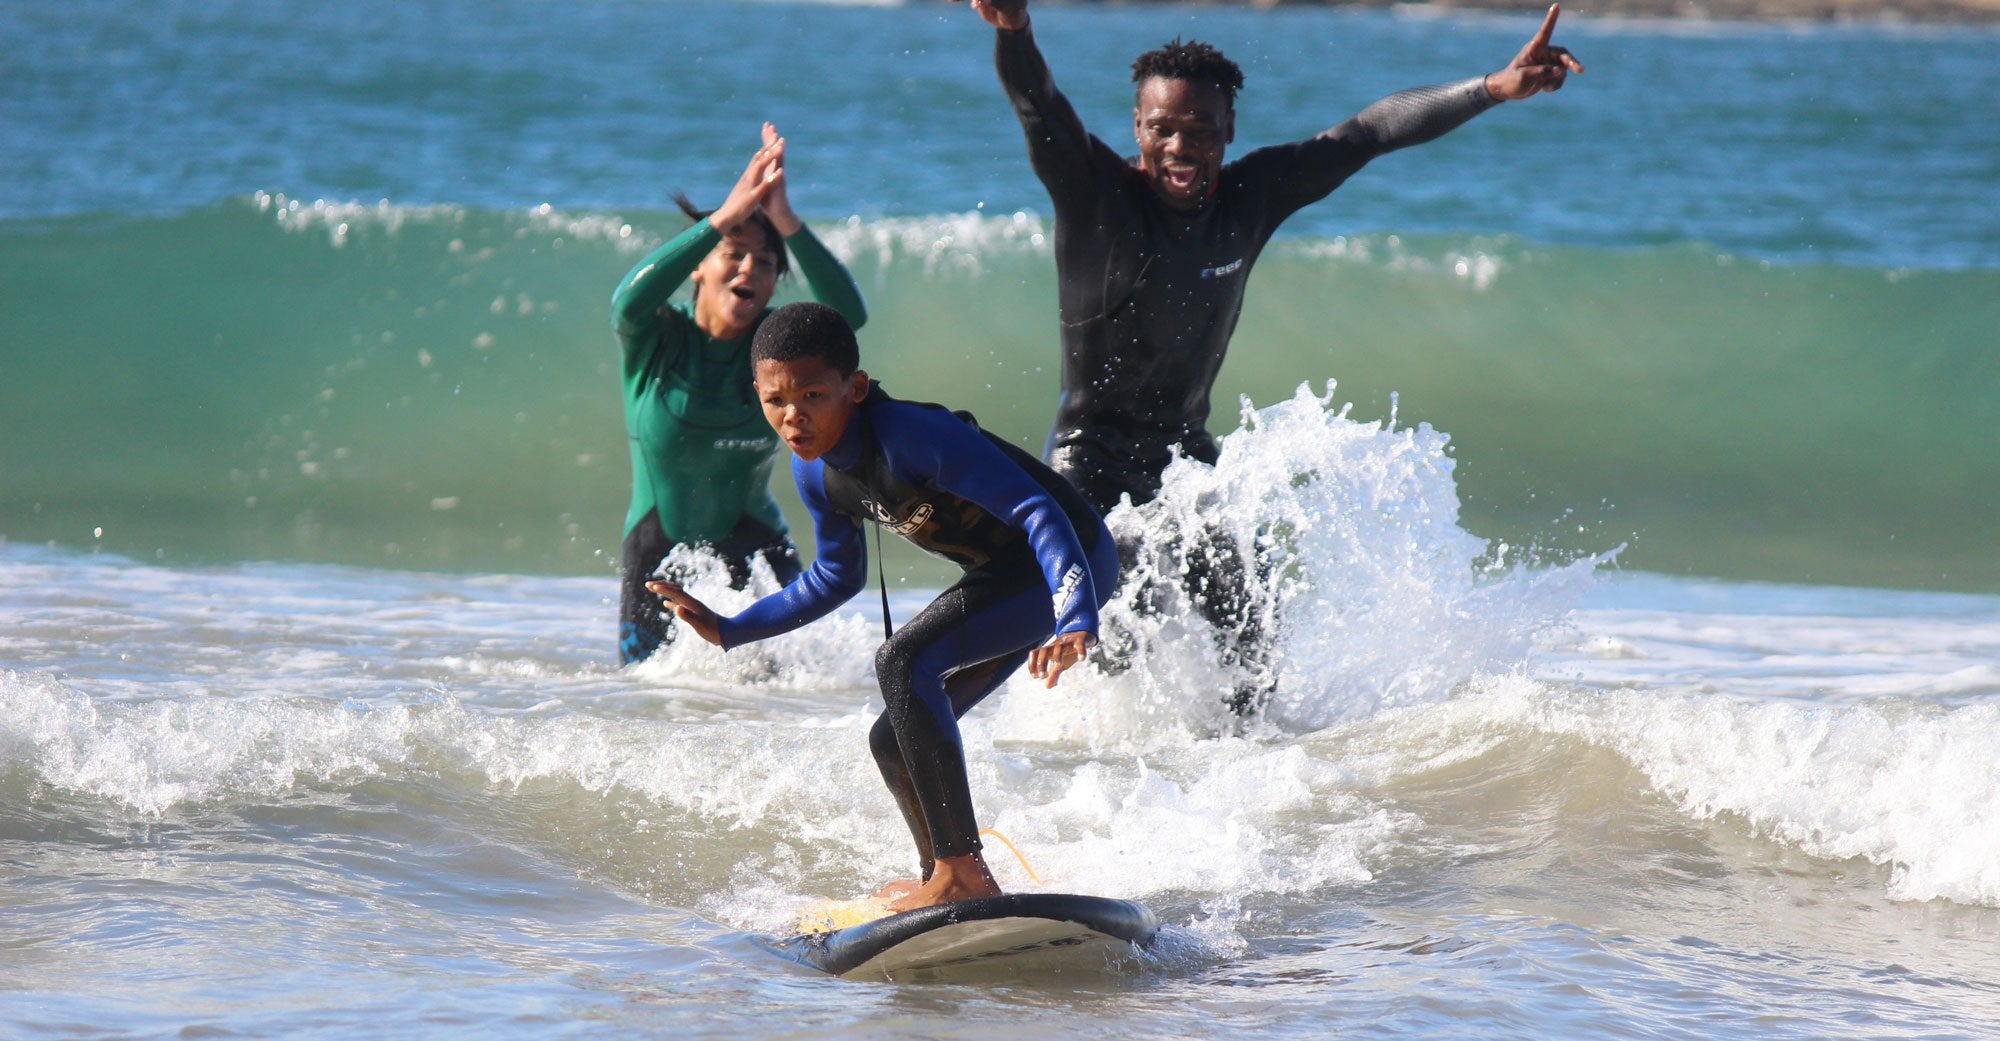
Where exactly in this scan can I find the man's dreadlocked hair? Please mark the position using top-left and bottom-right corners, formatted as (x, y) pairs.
(1130, 38), (1245, 105)
(673, 192), (791, 281)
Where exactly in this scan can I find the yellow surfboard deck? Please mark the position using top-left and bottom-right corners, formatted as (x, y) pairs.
(793, 896), (895, 935)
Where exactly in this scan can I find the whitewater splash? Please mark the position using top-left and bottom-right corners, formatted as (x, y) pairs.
(1371, 669), (2000, 908)
(641, 380), (1609, 745)
(15, 383), (2000, 913)
(995, 383), (1608, 744)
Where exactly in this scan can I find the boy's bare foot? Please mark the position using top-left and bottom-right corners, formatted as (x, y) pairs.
(886, 853), (1000, 912)
(870, 878), (923, 901)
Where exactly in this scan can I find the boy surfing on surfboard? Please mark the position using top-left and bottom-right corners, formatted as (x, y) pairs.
(649, 302), (1119, 913)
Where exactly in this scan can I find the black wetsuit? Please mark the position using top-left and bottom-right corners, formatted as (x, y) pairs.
(995, 25), (1497, 704)
(997, 24), (1497, 504)
(714, 385), (1119, 875)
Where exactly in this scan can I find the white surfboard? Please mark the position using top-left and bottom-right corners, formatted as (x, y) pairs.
(764, 893), (1158, 980)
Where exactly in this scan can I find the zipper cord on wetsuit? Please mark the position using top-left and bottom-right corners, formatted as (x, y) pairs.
(874, 524), (893, 639)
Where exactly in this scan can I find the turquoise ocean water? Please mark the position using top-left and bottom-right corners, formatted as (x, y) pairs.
(4, 2), (1999, 1038)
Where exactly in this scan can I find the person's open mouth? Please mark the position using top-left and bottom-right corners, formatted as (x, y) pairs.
(1161, 163), (1200, 192)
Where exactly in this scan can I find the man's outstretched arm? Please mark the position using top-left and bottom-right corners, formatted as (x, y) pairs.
(1338, 3), (1582, 153)
(966, 0), (1123, 209)
(1264, 4), (1586, 215)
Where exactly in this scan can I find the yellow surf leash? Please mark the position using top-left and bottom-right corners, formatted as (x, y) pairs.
(978, 828), (1042, 885)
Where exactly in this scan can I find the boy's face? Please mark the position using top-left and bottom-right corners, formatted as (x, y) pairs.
(753, 356), (869, 462)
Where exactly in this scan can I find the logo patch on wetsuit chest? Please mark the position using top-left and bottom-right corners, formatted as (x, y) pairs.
(862, 498), (934, 537)
(1199, 257), (1244, 280)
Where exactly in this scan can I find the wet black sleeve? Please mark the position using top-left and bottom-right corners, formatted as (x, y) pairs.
(994, 25), (1129, 219)
(1239, 77), (1500, 223)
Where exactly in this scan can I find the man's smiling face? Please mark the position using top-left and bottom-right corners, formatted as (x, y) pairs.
(1133, 77), (1234, 213)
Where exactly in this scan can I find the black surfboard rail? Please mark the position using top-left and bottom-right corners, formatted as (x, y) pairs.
(768, 892), (1158, 978)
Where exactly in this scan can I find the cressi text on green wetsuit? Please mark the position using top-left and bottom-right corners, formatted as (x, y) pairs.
(610, 217), (867, 663)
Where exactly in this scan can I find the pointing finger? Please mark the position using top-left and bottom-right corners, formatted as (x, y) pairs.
(1532, 3), (1561, 50)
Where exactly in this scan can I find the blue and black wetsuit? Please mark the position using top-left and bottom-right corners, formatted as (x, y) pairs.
(714, 384), (1118, 875)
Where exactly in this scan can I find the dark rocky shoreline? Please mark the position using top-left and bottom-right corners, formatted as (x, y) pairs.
(1147, 0), (2000, 24)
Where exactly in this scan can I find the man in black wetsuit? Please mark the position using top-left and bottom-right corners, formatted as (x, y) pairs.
(964, 0), (1583, 710)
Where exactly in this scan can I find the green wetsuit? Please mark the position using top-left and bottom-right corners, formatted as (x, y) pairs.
(610, 217), (867, 663)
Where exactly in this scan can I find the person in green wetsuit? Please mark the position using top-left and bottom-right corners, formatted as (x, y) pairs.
(612, 124), (868, 664)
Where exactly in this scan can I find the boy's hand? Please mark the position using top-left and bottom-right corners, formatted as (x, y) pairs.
(646, 580), (724, 647)
(1028, 629), (1093, 688)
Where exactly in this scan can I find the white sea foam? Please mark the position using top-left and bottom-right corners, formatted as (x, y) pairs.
(243, 195), (1533, 289)
(1286, 234), (1518, 290)
(1514, 581), (2000, 906)
(624, 543), (881, 692)
(8, 436), (1997, 921)
(0, 669), (430, 816)
(253, 192), (651, 254)
(814, 209), (1053, 278)
(1362, 668), (2000, 908)
(18, 394), (1982, 942)
(254, 191), (465, 247)
(989, 382), (1606, 748)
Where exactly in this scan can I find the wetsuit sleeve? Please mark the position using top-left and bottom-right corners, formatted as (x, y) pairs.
(1246, 77), (1500, 222)
(610, 219), (720, 353)
(995, 25), (1129, 218)
(785, 224), (869, 332)
(882, 405), (1101, 639)
(712, 457), (868, 648)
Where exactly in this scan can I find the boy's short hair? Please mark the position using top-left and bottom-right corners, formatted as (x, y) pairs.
(1130, 38), (1244, 105)
(752, 302), (860, 375)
